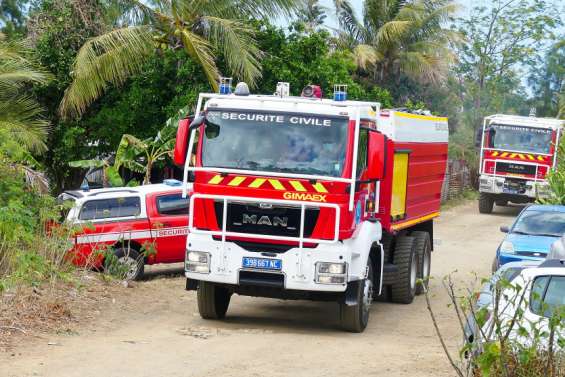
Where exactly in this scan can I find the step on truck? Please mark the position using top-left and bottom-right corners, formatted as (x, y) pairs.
(477, 114), (564, 214)
(174, 81), (448, 332)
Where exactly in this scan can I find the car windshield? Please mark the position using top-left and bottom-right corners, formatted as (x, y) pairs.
(513, 210), (565, 237)
(201, 110), (349, 177)
(488, 124), (553, 154)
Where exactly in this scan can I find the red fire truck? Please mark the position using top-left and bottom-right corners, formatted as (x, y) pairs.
(174, 82), (448, 332)
(58, 181), (192, 280)
(477, 114), (564, 214)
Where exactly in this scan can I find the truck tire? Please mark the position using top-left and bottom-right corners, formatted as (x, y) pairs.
(391, 236), (418, 304)
(478, 193), (494, 214)
(340, 256), (374, 333)
(110, 247), (144, 281)
(197, 281), (231, 320)
(411, 231), (431, 295)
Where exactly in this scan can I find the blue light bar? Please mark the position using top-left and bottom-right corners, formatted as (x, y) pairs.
(334, 84), (347, 101)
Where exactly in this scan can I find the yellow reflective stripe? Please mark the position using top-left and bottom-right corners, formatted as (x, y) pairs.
(501, 152), (509, 157)
(312, 182), (328, 193)
(510, 153), (517, 158)
(268, 179), (285, 190)
(208, 175), (223, 185)
(538, 156), (545, 161)
(518, 154), (525, 160)
(527, 154), (535, 161)
(228, 176), (246, 186)
(248, 178), (266, 188)
(491, 151), (499, 156)
(289, 180), (306, 192)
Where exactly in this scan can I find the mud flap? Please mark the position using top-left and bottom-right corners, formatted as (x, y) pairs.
(343, 280), (363, 306)
(186, 278), (198, 291)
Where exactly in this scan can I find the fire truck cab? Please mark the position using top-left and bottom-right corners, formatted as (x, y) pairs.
(175, 82), (448, 332)
(477, 114), (564, 214)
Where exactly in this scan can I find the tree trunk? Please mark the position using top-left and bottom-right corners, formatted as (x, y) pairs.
(143, 160), (153, 185)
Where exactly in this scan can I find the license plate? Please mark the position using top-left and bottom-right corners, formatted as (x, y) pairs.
(242, 257), (282, 270)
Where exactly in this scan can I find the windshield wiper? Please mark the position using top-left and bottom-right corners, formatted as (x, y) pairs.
(529, 233), (561, 237)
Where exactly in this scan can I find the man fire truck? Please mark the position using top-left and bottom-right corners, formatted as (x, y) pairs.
(477, 114), (563, 214)
(174, 81), (448, 332)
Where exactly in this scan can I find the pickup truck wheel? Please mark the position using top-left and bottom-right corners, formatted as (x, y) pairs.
(197, 281), (231, 319)
(478, 193), (494, 214)
(111, 247), (144, 281)
(340, 256), (373, 333)
(391, 236), (417, 304)
(411, 232), (431, 295)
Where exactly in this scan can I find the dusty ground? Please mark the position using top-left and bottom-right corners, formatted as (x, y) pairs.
(0, 201), (522, 377)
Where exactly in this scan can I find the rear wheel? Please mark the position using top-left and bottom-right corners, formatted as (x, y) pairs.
(479, 193), (494, 214)
(391, 236), (418, 304)
(197, 281), (231, 319)
(340, 256), (374, 333)
(412, 231), (431, 295)
(108, 247), (144, 281)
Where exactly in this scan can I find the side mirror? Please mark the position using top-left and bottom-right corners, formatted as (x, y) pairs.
(367, 132), (386, 180)
(173, 118), (190, 166)
(189, 115), (205, 130)
(474, 127), (483, 148)
(500, 225), (509, 233)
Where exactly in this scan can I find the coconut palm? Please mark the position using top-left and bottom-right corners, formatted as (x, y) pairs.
(0, 33), (51, 155)
(60, 0), (300, 119)
(334, 0), (459, 86)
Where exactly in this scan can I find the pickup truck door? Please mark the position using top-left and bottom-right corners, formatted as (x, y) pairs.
(147, 192), (190, 263)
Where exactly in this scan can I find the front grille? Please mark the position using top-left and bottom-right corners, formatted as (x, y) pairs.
(497, 162), (536, 176)
(214, 201), (319, 238)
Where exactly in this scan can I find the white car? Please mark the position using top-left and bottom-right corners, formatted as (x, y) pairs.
(482, 259), (565, 349)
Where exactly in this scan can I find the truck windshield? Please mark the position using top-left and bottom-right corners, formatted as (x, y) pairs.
(201, 110), (349, 177)
(488, 124), (553, 154)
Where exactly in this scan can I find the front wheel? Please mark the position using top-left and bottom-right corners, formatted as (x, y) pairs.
(478, 193), (494, 214)
(197, 281), (231, 319)
(107, 247), (144, 281)
(340, 257), (374, 333)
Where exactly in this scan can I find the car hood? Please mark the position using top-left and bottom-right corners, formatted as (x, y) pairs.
(506, 233), (559, 254)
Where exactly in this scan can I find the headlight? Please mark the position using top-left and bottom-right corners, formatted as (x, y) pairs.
(315, 262), (347, 284)
(185, 250), (210, 273)
(500, 241), (514, 254)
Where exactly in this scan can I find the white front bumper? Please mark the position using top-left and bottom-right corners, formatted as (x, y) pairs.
(478, 174), (549, 199)
(185, 233), (352, 292)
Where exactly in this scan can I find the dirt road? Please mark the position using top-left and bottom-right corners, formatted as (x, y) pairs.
(1, 202), (522, 377)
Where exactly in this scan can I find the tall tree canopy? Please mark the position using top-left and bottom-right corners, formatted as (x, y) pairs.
(59, 0), (301, 119)
(334, 0), (459, 87)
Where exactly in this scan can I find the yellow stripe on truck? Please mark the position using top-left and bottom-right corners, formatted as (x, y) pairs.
(268, 179), (285, 190)
(248, 178), (266, 188)
(289, 180), (306, 192)
(208, 175), (223, 184)
(228, 176), (246, 186)
(312, 182), (328, 193)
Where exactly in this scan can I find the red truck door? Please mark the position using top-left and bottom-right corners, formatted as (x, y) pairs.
(146, 192), (190, 263)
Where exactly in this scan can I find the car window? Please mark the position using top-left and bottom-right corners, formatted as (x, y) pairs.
(542, 276), (565, 317)
(79, 197), (141, 221)
(513, 210), (565, 237)
(357, 129), (368, 176)
(156, 194), (189, 216)
(530, 276), (550, 316)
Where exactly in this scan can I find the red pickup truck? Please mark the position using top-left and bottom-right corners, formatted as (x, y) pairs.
(57, 181), (192, 280)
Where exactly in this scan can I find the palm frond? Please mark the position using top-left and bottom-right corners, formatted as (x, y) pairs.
(60, 25), (154, 119)
(353, 44), (380, 70)
(375, 20), (413, 47)
(398, 51), (448, 84)
(180, 28), (220, 91)
(188, 0), (301, 20)
(0, 95), (49, 154)
(203, 16), (262, 87)
(334, 0), (364, 42)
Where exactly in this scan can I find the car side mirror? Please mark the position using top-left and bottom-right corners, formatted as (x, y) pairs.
(367, 131), (386, 180)
(189, 115), (205, 130)
(474, 127), (483, 148)
(500, 225), (509, 233)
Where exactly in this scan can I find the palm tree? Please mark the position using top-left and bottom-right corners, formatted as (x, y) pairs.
(334, 0), (459, 86)
(60, 0), (300, 119)
(0, 33), (51, 156)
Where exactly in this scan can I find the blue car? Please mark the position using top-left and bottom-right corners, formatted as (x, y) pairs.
(495, 204), (565, 270)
